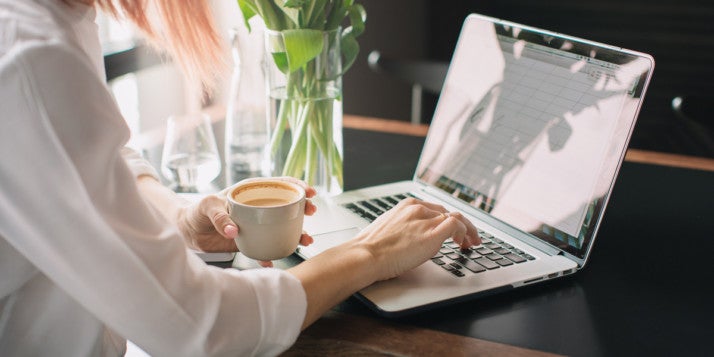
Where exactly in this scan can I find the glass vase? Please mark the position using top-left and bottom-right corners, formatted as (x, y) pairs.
(225, 28), (269, 186)
(263, 28), (344, 196)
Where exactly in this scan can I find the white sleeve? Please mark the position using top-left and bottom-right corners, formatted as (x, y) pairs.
(121, 146), (161, 180)
(0, 41), (306, 356)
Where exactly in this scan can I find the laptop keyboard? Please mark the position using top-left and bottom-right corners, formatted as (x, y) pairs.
(343, 193), (536, 278)
(434, 233), (535, 277)
(343, 193), (415, 222)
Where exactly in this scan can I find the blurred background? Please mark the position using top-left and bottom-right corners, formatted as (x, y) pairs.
(343, 0), (714, 159)
(102, 0), (714, 162)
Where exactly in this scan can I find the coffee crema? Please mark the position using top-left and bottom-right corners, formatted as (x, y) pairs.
(231, 182), (296, 199)
(241, 197), (292, 207)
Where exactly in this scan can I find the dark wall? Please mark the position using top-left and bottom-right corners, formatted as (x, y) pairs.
(342, 0), (428, 122)
(344, 0), (714, 158)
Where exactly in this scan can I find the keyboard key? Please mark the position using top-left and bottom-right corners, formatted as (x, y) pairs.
(359, 201), (384, 215)
(431, 258), (445, 265)
(384, 196), (399, 205)
(451, 269), (465, 277)
(439, 248), (452, 254)
(494, 248), (511, 255)
(474, 257), (500, 269)
(524, 254), (536, 260)
(486, 253), (503, 261)
(504, 253), (527, 263)
(445, 242), (460, 249)
(455, 257), (487, 273)
(496, 259), (514, 266)
(449, 262), (463, 270)
(344, 203), (363, 214)
(461, 249), (481, 259)
(445, 252), (461, 260)
(371, 198), (392, 210)
(345, 203), (375, 221)
(485, 243), (500, 250)
(395, 194), (408, 200)
(476, 248), (492, 255)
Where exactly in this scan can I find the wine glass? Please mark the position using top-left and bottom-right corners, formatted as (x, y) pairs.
(161, 113), (221, 192)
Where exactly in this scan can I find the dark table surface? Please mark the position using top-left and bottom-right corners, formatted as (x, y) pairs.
(329, 127), (714, 357)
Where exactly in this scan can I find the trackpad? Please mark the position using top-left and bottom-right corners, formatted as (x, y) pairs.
(298, 227), (361, 258)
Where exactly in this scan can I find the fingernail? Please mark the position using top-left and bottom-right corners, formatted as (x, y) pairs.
(224, 225), (238, 238)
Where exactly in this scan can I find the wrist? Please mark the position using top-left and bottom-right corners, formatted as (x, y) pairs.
(334, 239), (381, 288)
(287, 236), (380, 329)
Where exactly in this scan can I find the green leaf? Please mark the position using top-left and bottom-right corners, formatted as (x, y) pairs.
(346, 4), (366, 37)
(340, 32), (359, 73)
(282, 29), (324, 72)
(252, 0), (289, 30)
(271, 52), (290, 73)
(325, 0), (348, 30)
(303, 0), (327, 28)
(283, 0), (305, 7)
(237, 0), (259, 31)
(275, 0), (300, 28)
(307, 3), (327, 29)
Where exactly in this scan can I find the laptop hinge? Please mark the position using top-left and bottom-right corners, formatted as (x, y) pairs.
(420, 185), (562, 257)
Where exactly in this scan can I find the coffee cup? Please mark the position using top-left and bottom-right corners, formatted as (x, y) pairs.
(226, 179), (306, 261)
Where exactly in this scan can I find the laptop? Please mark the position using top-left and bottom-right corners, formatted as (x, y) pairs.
(298, 13), (654, 317)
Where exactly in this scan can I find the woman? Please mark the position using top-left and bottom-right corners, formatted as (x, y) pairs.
(0, 0), (480, 355)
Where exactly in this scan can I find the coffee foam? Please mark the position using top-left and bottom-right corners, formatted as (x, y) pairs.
(230, 181), (302, 207)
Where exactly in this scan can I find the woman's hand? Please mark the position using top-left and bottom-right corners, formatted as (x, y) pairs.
(353, 197), (481, 281)
(176, 177), (317, 266)
(287, 197), (480, 329)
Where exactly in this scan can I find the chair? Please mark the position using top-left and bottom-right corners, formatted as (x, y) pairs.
(104, 43), (165, 82)
(367, 50), (448, 124)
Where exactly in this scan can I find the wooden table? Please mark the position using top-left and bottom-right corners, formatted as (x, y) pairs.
(284, 311), (560, 356)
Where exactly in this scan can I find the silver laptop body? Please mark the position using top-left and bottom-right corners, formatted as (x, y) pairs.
(299, 13), (654, 316)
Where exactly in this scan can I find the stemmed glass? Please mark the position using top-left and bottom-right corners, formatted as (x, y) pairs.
(161, 113), (221, 192)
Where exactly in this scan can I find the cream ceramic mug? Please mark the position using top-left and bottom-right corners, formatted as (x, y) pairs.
(226, 179), (306, 261)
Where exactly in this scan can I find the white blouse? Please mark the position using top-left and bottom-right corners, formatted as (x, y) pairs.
(0, 1), (307, 356)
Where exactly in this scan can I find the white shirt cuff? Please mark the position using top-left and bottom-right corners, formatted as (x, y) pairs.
(232, 268), (307, 355)
(120, 147), (160, 180)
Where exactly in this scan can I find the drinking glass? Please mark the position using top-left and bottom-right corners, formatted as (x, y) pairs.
(161, 113), (221, 192)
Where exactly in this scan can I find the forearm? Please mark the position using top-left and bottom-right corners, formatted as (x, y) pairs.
(136, 175), (190, 224)
(287, 239), (377, 329)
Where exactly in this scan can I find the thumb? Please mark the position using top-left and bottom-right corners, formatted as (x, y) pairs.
(202, 199), (238, 239)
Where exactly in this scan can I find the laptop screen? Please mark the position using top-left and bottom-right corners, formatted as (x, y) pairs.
(416, 15), (653, 259)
